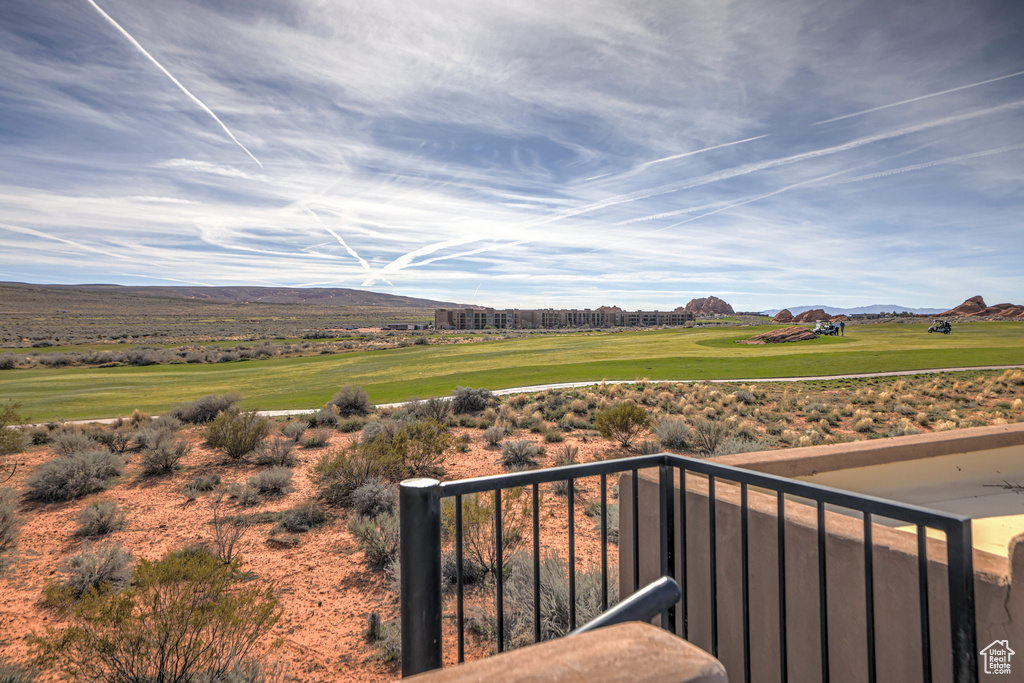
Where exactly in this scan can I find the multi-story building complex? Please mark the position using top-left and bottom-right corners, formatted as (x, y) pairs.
(434, 306), (697, 330)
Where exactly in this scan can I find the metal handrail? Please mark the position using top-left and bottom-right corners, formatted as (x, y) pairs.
(400, 452), (978, 681)
(568, 576), (680, 637)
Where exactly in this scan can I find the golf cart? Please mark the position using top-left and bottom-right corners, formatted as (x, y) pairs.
(928, 319), (952, 334)
(813, 320), (839, 336)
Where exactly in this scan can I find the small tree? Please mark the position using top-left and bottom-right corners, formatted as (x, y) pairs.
(31, 548), (281, 682)
(441, 488), (530, 575)
(330, 385), (371, 417)
(594, 403), (651, 448)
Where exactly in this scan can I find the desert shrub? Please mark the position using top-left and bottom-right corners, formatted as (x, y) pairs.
(301, 429), (332, 448)
(31, 548), (281, 683)
(207, 409), (271, 459)
(311, 447), (401, 507)
(499, 439), (540, 469)
(653, 417), (690, 450)
(688, 418), (729, 456)
(595, 403), (651, 448)
(854, 417), (874, 433)
(311, 404), (339, 427)
(441, 489), (530, 574)
(209, 494), (249, 564)
(401, 419), (454, 476)
(585, 499), (619, 544)
(227, 482), (262, 507)
(635, 438), (662, 455)
(369, 617), (401, 664)
(75, 500), (127, 537)
(544, 430), (564, 443)
(279, 500), (328, 533)
(504, 551), (615, 649)
(141, 437), (191, 476)
(50, 429), (97, 458)
(57, 542), (133, 599)
(134, 415), (182, 451)
(337, 417), (365, 433)
(280, 421), (307, 442)
(482, 425), (506, 447)
(248, 467), (294, 497)
(26, 451), (123, 502)
(0, 487), (22, 553)
(169, 392), (242, 424)
(348, 512), (400, 569)
(254, 437), (298, 467)
(0, 355), (18, 370)
(330, 385), (372, 417)
(0, 658), (37, 682)
(94, 427), (132, 454)
(713, 437), (762, 456)
(184, 474), (221, 498)
(413, 396), (452, 423)
(440, 549), (488, 590)
(551, 444), (578, 495)
(351, 479), (398, 518)
(451, 386), (493, 414)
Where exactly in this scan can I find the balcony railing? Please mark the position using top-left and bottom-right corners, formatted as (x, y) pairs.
(399, 453), (978, 681)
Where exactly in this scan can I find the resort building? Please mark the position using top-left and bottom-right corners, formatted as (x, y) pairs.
(434, 306), (697, 330)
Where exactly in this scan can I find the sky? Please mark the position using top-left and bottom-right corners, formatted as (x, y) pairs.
(1, 0), (1023, 311)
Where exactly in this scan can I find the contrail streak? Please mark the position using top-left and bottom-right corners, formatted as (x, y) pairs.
(302, 209), (385, 283)
(0, 222), (127, 260)
(637, 135), (770, 169)
(814, 69), (1024, 125)
(816, 143), (1024, 187)
(85, 0), (262, 167)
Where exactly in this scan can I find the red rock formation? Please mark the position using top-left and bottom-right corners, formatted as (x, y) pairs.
(940, 296), (986, 317)
(772, 309), (795, 323)
(794, 309), (830, 322)
(684, 296), (734, 316)
(983, 303), (1024, 317)
(830, 314), (850, 321)
(736, 326), (818, 344)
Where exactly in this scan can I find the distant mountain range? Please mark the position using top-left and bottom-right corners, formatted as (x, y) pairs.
(1, 282), (462, 309)
(760, 304), (946, 316)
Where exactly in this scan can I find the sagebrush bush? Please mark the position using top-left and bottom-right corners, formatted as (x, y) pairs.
(482, 425), (506, 447)
(280, 421), (307, 442)
(351, 479), (397, 518)
(254, 437), (297, 467)
(451, 386), (493, 414)
(134, 416), (182, 451)
(0, 657), (37, 682)
(551, 444), (578, 495)
(634, 438), (662, 455)
(311, 446), (402, 507)
(169, 392), (241, 424)
(50, 429), (97, 457)
(348, 512), (400, 569)
(30, 548), (281, 682)
(713, 436), (762, 456)
(0, 487), (22, 553)
(653, 417), (690, 450)
(57, 542), (133, 599)
(227, 482), (263, 507)
(26, 450), (123, 502)
(503, 551), (615, 649)
(499, 439), (540, 469)
(302, 429), (332, 448)
(206, 409), (271, 459)
(440, 489), (530, 574)
(248, 467), (294, 497)
(413, 396), (452, 423)
(595, 403), (650, 448)
(94, 427), (132, 454)
(141, 438), (191, 476)
(330, 385), (371, 417)
(280, 500), (328, 533)
(76, 500), (127, 536)
(544, 430), (564, 443)
(688, 418), (729, 456)
(183, 474), (221, 499)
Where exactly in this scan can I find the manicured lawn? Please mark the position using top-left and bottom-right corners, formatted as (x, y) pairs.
(2, 322), (1022, 420)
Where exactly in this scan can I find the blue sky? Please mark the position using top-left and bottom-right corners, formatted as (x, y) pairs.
(1, 0), (1022, 311)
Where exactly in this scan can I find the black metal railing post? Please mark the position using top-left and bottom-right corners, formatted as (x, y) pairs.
(946, 520), (978, 682)
(400, 478), (443, 677)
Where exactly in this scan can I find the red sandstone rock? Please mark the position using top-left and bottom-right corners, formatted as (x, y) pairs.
(772, 309), (795, 323)
(684, 296), (734, 316)
(940, 295), (986, 317)
(736, 326), (818, 344)
(794, 309), (830, 322)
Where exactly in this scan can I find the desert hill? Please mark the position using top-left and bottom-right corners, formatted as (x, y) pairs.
(1, 282), (461, 309)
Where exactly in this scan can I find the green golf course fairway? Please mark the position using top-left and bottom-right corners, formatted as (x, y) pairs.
(3, 322), (1023, 420)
